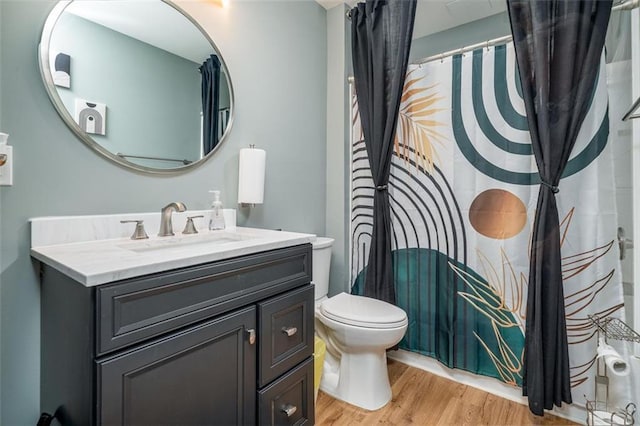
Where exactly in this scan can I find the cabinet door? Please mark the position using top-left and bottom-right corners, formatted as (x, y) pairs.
(97, 306), (256, 426)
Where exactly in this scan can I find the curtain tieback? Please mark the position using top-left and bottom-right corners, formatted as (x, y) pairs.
(540, 180), (559, 194)
(376, 185), (388, 191)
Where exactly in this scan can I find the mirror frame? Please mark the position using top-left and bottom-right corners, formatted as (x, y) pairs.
(38, 0), (235, 175)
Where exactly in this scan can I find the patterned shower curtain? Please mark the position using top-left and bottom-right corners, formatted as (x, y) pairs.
(350, 42), (625, 402)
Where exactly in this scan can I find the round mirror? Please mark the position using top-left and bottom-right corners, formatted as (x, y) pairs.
(38, 0), (234, 173)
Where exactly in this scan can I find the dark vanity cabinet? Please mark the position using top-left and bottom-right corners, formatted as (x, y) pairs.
(39, 244), (315, 426)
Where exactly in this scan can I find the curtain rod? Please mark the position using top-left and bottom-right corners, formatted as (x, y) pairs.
(405, 0), (639, 63)
(346, 0), (638, 84)
(346, 0), (636, 19)
(413, 34), (512, 65)
(347, 34), (511, 84)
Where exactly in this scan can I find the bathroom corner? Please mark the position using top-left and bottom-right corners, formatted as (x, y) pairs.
(325, 2), (351, 297)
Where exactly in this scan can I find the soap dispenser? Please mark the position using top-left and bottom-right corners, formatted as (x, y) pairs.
(209, 190), (226, 230)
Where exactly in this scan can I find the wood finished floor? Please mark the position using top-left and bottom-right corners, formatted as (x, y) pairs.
(316, 359), (576, 426)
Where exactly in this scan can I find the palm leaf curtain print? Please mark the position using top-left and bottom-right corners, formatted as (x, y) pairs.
(350, 0), (417, 304)
(506, 0), (612, 415)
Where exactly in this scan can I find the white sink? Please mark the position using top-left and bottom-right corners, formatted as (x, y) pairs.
(118, 231), (256, 253)
(30, 217), (315, 287)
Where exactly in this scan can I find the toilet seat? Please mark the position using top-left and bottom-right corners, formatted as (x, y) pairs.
(320, 292), (407, 329)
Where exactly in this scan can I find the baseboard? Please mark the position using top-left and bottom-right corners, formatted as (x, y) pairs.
(388, 349), (586, 424)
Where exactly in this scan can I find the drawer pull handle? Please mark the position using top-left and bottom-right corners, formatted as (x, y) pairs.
(246, 329), (256, 345)
(281, 326), (298, 337)
(281, 404), (297, 417)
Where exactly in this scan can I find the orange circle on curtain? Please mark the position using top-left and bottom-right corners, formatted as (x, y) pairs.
(469, 189), (527, 239)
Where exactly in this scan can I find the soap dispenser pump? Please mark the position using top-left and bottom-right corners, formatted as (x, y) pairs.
(209, 190), (225, 230)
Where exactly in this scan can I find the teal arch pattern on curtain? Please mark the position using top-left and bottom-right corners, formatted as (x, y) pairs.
(352, 248), (525, 385)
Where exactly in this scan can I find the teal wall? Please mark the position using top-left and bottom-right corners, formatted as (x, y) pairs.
(0, 0), (326, 424)
(50, 13), (202, 165)
(409, 12), (511, 63)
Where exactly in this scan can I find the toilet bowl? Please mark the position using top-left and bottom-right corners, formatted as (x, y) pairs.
(315, 293), (407, 410)
(311, 238), (408, 411)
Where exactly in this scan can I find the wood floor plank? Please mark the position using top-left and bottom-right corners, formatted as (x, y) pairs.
(315, 359), (577, 425)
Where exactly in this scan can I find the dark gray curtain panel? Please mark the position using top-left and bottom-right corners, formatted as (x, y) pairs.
(350, 0), (417, 304)
(506, 0), (612, 415)
(200, 54), (221, 155)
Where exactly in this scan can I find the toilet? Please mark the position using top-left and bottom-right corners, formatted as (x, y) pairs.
(311, 237), (408, 411)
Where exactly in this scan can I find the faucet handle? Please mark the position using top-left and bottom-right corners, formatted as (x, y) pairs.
(120, 220), (149, 240)
(183, 215), (204, 235)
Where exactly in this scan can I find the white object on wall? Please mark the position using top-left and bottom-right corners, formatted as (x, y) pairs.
(237, 146), (266, 205)
(0, 132), (14, 186)
(74, 99), (107, 135)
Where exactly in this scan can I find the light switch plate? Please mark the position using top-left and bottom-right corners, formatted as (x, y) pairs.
(0, 145), (14, 186)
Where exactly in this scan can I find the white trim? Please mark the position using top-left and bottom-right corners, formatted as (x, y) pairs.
(389, 350), (587, 424)
(632, 8), (640, 352)
(347, 80), (354, 294)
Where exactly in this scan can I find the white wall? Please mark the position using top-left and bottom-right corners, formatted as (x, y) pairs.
(632, 8), (640, 339)
(608, 60), (635, 326)
(631, 5), (640, 408)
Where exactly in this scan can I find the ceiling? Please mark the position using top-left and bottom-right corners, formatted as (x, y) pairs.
(317, 0), (506, 40)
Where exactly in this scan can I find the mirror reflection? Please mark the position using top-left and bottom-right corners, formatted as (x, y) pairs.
(40, 0), (233, 172)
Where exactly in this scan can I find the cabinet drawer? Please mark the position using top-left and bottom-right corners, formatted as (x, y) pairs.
(258, 285), (314, 387)
(96, 245), (311, 355)
(258, 357), (314, 426)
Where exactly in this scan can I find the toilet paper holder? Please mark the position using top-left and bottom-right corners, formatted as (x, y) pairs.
(587, 315), (639, 425)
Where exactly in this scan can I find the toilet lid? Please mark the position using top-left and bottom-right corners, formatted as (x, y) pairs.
(320, 292), (407, 329)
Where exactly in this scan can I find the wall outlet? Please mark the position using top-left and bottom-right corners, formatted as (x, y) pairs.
(0, 145), (14, 186)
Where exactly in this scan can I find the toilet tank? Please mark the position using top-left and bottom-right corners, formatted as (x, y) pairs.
(312, 237), (334, 300)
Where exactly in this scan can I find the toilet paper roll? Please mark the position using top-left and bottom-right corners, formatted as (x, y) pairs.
(238, 148), (266, 204)
(597, 339), (630, 377)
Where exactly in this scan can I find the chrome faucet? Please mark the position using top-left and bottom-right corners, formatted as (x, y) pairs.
(158, 202), (187, 236)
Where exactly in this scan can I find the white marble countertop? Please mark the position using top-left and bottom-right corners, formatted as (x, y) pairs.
(30, 213), (314, 286)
